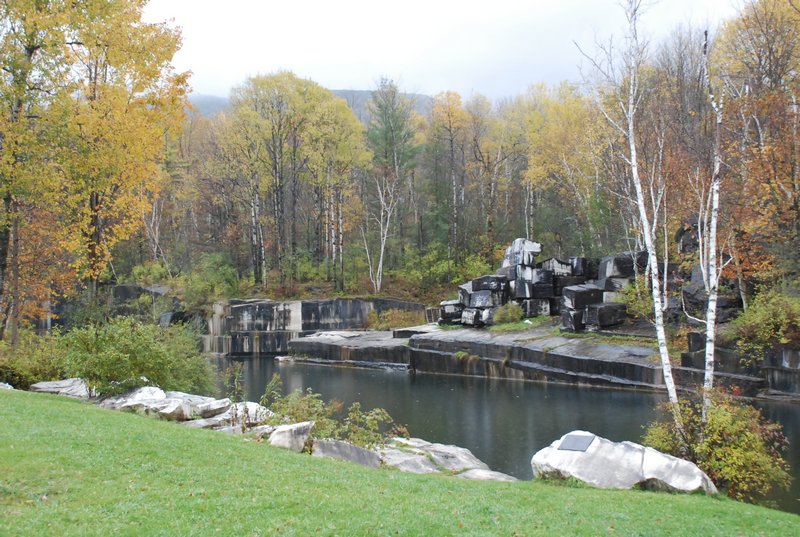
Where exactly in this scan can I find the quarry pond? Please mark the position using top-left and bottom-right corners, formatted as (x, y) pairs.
(215, 356), (800, 514)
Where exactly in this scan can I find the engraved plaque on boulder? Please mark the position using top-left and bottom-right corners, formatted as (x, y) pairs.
(558, 433), (596, 452)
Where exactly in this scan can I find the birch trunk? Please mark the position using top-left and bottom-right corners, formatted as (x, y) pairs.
(701, 31), (724, 423)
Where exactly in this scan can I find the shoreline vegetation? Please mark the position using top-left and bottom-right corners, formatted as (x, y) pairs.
(2, 389), (798, 536)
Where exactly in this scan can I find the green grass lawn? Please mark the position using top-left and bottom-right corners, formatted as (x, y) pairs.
(1, 389), (798, 536)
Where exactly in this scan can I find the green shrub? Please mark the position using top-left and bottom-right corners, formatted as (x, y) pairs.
(620, 275), (654, 321)
(259, 374), (398, 448)
(643, 391), (791, 504)
(62, 317), (215, 396)
(494, 302), (524, 324)
(0, 329), (65, 389)
(365, 308), (425, 330)
(339, 402), (394, 448)
(728, 290), (800, 364)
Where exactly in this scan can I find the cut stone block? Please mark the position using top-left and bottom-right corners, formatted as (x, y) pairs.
(561, 308), (585, 332)
(495, 265), (518, 282)
(538, 257), (573, 276)
(505, 238), (542, 267)
(585, 302), (627, 329)
(458, 282), (473, 307)
(469, 290), (504, 308)
(531, 268), (553, 285)
(569, 257), (588, 277)
(532, 283), (555, 299)
(598, 254), (635, 279)
(514, 279), (532, 299)
(472, 275), (508, 292)
(554, 276), (587, 295)
(461, 308), (482, 326)
(439, 299), (464, 321)
(561, 285), (603, 310)
(521, 299), (550, 317)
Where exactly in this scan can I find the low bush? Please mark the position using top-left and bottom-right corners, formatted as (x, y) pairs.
(728, 290), (800, 364)
(493, 302), (524, 324)
(365, 308), (425, 330)
(260, 374), (398, 448)
(643, 391), (791, 504)
(62, 317), (215, 396)
(620, 275), (654, 321)
(0, 329), (65, 389)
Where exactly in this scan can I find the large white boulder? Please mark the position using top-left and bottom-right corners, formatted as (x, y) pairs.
(30, 378), (90, 399)
(531, 430), (717, 494)
(268, 421), (314, 452)
(0, 382), (13, 390)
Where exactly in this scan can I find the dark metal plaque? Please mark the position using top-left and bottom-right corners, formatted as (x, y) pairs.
(558, 433), (596, 452)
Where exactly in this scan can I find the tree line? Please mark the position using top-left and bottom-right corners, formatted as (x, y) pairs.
(0, 0), (798, 331)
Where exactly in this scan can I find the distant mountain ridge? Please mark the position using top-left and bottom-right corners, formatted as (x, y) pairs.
(188, 90), (432, 124)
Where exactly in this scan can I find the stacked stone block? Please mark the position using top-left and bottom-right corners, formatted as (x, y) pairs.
(438, 239), (631, 330)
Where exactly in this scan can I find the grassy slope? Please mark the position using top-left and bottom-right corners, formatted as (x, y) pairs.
(1, 390), (797, 537)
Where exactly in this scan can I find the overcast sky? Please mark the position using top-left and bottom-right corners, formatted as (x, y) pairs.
(142, 0), (742, 101)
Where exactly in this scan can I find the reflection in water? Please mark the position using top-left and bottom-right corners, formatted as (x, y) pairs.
(216, 356), (800, 514)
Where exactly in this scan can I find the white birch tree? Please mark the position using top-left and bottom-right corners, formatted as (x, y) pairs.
(362, 78), (416, 293)
(582, 0), (683, 432)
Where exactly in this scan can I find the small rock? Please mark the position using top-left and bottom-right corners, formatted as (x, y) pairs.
(0, 382), (13, 390)
(30, 378), (90, 399)
(268, 421), (314, 452)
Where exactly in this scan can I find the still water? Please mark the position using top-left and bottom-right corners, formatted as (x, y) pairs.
(217, 356), (800, 514)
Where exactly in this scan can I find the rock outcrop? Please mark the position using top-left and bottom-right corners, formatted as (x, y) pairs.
(99, 386), (231, 422)
(30, 378), (90, 399)
(312, 439), (382, 468)
(531, 430), (717, 494)
(376, 437), (515, 481)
